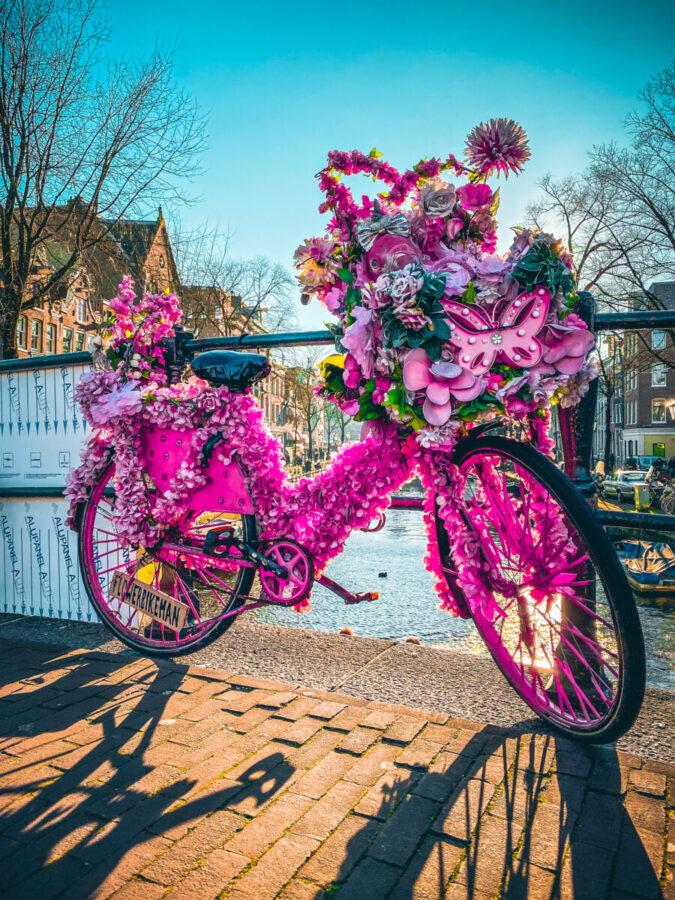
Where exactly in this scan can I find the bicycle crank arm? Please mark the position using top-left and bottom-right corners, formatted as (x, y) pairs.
(316, 574), (379, 605)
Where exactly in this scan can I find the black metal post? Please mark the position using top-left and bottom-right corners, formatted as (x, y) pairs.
(557, 291), (597, 501)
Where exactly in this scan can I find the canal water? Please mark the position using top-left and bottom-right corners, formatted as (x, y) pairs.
(253, 508), (675, 691)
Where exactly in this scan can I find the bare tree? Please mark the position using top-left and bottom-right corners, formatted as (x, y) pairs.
(0, 0), (205, 357)
(589, 62), (675, 310)
(171, 222), (296, 336)
(323, 400), (350, 453)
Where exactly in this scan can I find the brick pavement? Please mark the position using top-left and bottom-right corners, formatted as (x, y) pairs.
(0, 638), (672, 899)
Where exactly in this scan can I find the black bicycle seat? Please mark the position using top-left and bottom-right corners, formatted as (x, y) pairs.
(191, 350), (271, 392)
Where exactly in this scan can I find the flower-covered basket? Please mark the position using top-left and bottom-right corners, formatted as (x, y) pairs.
(295, 119), (597, 444)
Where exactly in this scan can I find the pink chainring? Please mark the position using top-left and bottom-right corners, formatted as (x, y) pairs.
(259, 539), (314, 605)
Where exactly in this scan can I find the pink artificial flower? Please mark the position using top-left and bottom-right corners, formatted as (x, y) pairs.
(446, 217), (464, 241)
(366, 234), (420, 277)
(456, 183), (493, 212)
(343, 353), (362, 388)
(372, 376), (391, 405)
(402, 348), (482, 426)
(542, 318), (595, 375)
(342, 307), (376, 378)
(323, 286), (346, 312)
(88, 382), (144, 426)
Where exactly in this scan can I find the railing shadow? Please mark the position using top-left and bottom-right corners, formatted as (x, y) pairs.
(0, 646), (295, 899)
(332, 729), (664, 899)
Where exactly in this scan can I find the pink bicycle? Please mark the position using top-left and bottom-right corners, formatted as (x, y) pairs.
(69, 123), (646, 742)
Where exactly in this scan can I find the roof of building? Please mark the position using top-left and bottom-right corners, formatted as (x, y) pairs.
(649, 281), (675, 309)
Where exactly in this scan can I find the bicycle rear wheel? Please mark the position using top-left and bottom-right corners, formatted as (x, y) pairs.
(78, 464), (256, 657)
(436, 435), (645, 742)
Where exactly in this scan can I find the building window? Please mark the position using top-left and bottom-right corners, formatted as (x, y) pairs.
(30, 319), (43, 352)
(16, 315), (27, 349)
(653, 330), (667, 351)
(46, 324), (57, 354)
(652, 399), (667, 423)
(76, 297), (87, 323)
(626, 367), (638, 391)
(75, 331), (85, 352)
(625, 333), (638, 357)
(63, 327), (73, 353)
(652, 364), (667, 387)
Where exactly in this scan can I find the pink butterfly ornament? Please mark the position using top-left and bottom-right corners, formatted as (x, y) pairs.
(445, 287), (552, 375)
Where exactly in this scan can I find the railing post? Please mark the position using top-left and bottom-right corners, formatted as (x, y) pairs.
(557, 291), (598, 503)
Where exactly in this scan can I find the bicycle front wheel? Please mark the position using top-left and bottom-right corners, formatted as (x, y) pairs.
(436, 435), (646, 743)
(78, 464), (257, 657)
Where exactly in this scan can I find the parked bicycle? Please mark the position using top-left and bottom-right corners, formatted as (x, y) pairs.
(68, 120), (645, 743)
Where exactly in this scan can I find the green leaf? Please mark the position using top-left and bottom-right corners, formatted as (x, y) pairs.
(489, 187), (500, 216)
(337, 268), (354, 285)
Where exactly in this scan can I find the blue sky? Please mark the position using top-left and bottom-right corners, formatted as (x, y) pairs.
(111, 0), (674, 325)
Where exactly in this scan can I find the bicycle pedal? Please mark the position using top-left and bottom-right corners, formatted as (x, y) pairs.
(345, 590), (379, 605)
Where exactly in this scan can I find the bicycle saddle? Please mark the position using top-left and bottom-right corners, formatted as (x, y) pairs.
(191, 350), (271, 391)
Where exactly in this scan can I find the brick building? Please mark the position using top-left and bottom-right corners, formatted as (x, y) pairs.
(15, 208), (178, 358)
(594, 281), (675, 465)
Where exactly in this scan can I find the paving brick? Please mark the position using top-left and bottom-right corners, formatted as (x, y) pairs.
(588, 757), (630, 795)
(489, 769), (546, 826)
(141, 810), (246, 884)
(277, 880), (326, 899)
(630, 767), (667, 797)
(575, 791), (627, 851)
(76, 833), (172, 899)
(228, 673), (294, 691)
(291, 750), (355, 800)
(433, 778), (497, 842)
(395, 738), (443, 770)
(273, 697), (321, 721)
(325, 706), (367, 732)
(611, 827), (665, 898)
(343, 741), (401, 786)
(110, 880), (167, 900)
(355, 768), (419, 820)
(624, 789), (667, 833)
(389, 835), (464, 899)
(543, 772), (587, 811)
(336, 857), (402, 900)
(383, 715), (426, 745)
(300, 813), (379, 886)
(215, 688), (270, 713)
(308, 701), (346, 720)
(284, 728), (344, 771)
(292, 780), (366, 841)
(558, 839), (615, 899)
(366, 700), (447, 724)
(226, 832), (320, 900)
(360, 709), (397, 731)
(368, 794), (439, 867)
(276, 716), (325, 746)
(166, 848), (249, 900)
(419, 723), (457, 745)
(517, 798), (573, 871)
(502, 864), (558, 900)
(257, 691), (298, 709)
(226, 791), (314, 858)
(454, 814), (523, 896)
(336, 727), (380, 756)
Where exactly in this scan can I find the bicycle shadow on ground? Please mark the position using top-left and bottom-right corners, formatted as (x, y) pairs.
(0, 645), (296, 899)
(331, 729), (664, 899)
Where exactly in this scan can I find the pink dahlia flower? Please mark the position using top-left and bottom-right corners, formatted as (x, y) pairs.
(465, 118), (531, 178)
(402, 348), (482, 426)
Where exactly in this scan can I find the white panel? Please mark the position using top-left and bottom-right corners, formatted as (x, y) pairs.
(0, 362), (91, 489)
(0, 497), (98, 621)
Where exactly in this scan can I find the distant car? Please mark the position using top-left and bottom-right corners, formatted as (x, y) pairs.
(600, 469), (649, 503)
(637, 455), (662, 471)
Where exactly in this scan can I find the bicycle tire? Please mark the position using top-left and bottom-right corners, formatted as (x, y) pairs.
(78, 463), (257, 658)
(436, 435), (646, 743)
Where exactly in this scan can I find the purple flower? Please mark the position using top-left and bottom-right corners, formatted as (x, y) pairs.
(465, 118), (530, 178)
(342, 307), (376, 378)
